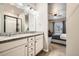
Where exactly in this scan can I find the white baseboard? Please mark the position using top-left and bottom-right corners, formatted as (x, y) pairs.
(43, 49), (49, 52)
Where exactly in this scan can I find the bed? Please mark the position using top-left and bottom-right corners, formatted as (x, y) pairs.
(51, 34), (66, 45)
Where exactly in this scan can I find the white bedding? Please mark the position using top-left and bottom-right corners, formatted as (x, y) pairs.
(60, 34), (67, 40)
(53, 33), (61, 35)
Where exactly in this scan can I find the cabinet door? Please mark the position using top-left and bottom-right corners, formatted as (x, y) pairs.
(0, 45), (25, 56)
(35, 35), (43, 55)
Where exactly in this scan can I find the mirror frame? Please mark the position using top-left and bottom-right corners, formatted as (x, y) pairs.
(4, 15), (22, 33)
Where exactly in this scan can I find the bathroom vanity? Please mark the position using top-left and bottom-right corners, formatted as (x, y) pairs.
(0, 32), (44, 56)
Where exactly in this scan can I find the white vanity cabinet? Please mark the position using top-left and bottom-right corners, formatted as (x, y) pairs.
(0, 33), (44, 56)
(29, 13), (36, 31)
(35, 35), (43, 55)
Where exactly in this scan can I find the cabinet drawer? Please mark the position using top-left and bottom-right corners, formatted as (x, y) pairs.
(28, 50), (34, 56)
(0, 38), (27, 52)
(28, 47), (34, 52)
(28, 42), (35, 47)
(28, 37), (35, 43)
(28, 46), (35, 56)
(28, 37), (34, 43)
(35, 35), (43, 41)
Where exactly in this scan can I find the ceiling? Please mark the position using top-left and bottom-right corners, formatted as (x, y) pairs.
(0, 3), (37, 15)
(0, 3), (24, 15)
(48, 3), (66, 19)
(0, 3), (66, 19)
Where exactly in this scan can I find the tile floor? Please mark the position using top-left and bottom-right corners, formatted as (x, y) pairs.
(37, 43), (66, 56)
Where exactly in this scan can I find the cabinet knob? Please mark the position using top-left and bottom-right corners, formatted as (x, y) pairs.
(35, 41), (37, 43)
(25, 45), (27, 47)
(31, 43), (33, 45)
(31, 38), (32, 40)
(31, 48), (33, 50)
(31, 54), (33, 56)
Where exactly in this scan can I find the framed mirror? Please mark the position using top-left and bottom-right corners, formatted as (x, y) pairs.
(4, 15), (22, 33)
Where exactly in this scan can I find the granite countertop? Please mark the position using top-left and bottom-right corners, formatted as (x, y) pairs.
(0, 32), (43, 43)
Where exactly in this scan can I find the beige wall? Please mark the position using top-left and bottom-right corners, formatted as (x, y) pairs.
(66, 3), (79, 56)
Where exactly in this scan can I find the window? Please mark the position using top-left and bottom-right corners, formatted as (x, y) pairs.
(54, 22), (63, 35)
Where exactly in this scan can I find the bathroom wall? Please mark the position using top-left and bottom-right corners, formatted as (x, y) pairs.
(29, 12), (36, 31)
(0, 12), (4, 33)
(0, 4), (26, 33)
(66, 3), (79, 55)
(36, 3), (48, 52)
(0, 4), (5, 33)
(19, 13), (26, 32)
(25, 15), (29, 31)
(0, 13), (1, 33)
